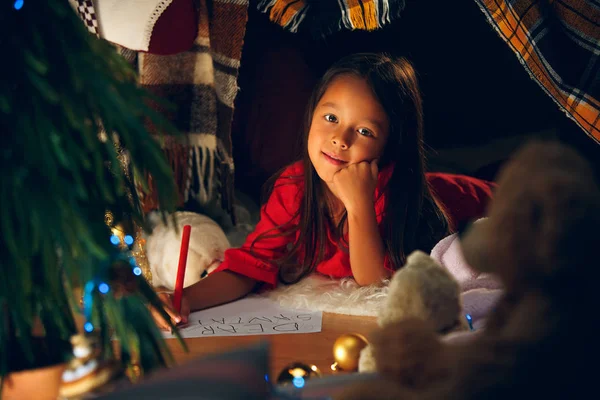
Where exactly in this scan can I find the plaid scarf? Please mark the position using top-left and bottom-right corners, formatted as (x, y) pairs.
(474, 0), (600, 144)
(135, 0), (248, 221)
(257, 0), (406, 36)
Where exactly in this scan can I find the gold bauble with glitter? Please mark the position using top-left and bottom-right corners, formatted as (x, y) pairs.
(59, 334), (121, 398)
(331, 333), (368, 372)
(276, 362), (321, 386)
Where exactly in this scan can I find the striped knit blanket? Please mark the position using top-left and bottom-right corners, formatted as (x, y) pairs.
(474, 0), (600, 144)
(136, 0), (248, 222)
(257, 0), (406, 36)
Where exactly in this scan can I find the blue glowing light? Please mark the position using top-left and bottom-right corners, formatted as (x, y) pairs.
(110, 235), (121, 245)
(14, 0), (24, 10)
(98, 283), (110, 294)
(264, 374), (269, 382)
(133, 267), (142, 276)
(124, 235), (134, 245)
(292, 377), (305, 389)
(84, 322), (94, 332)
(84, 281), (95, 291)
(466, 314), (474, 331)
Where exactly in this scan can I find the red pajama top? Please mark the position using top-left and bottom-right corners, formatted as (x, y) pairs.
(212, 162), (496, 288)
(212, 161), (395, 289)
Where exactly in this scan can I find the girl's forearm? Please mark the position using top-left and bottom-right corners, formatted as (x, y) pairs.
(347, 204), (389, 286)
(183, 270), (257, 311)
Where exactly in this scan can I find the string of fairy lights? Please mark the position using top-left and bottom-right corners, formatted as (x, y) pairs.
(81, 213), (144, 333)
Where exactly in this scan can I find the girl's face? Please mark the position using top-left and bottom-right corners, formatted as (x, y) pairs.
(308, 74), (390, 186)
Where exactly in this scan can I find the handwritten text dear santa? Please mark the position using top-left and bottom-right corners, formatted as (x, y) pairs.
(163, 297), (323, 338)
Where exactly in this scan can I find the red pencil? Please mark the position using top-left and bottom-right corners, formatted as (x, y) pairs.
(173, 224), (191, 314)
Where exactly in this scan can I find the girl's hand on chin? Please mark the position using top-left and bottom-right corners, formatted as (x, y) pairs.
(332, 159), (378, 212)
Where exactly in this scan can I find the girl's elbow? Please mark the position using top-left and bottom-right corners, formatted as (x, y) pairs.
(354, 272), (389, 287)
(354, 275), (379, 287)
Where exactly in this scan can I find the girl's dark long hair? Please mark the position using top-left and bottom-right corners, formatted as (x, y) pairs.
(256, 53), (451, 284)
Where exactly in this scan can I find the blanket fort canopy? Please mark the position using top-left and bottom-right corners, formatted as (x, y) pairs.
(260, 0), (600, 144)
(75, 0), (599, 222)
(144, 0), (599, 220)
(473, 0), (600, 144)
(257, 0), (407, 36)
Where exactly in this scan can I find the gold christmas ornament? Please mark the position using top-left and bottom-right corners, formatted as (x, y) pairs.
(276, 362), (321, 387)
(59, 334), (121, 398)
(331, 333), (368, 372)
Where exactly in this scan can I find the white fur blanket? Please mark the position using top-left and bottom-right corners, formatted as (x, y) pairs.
(257, 231), (503, 331)
(146, 210), (502, 328)
(256, 275), (390, 317)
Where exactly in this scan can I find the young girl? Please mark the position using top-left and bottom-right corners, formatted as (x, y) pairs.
(153, 53), (451, 329)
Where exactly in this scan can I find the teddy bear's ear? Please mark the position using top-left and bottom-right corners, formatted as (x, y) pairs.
(526, 144), (600, 280)
(533, 177), (600, 281)
(458, 218), (497, 275)
(480, 141), (600, 286)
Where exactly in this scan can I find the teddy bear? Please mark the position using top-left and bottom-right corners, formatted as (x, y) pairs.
(358, 250), (466, 372)
(145, 211), (231, 290)
(338, 140), (600, 399)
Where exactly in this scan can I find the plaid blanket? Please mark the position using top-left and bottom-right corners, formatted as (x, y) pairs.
(257, 0), (406, 36)
(136, 0), (248, 221)
(72, 0), (248, 222)
(474, 0), (600, 144)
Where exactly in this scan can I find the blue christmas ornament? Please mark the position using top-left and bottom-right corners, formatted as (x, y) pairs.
(98, 282), (110, 294)
(110, 235), (121, 246)
(292, 376), (305, 388)
(276, 362), (321, 388)
(84, 322), (94, 333)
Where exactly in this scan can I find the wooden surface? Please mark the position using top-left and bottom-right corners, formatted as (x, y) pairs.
(165, 312), (378, 378)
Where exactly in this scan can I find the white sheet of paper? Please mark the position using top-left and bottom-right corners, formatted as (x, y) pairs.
(163, 297), (323, 338)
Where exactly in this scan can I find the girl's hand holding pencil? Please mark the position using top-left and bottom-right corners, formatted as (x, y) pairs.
(151, 290), (190, 331)
(151, 224), (193, 331)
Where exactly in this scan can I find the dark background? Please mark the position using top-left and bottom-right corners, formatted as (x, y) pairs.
(231, 1), (599, 203)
